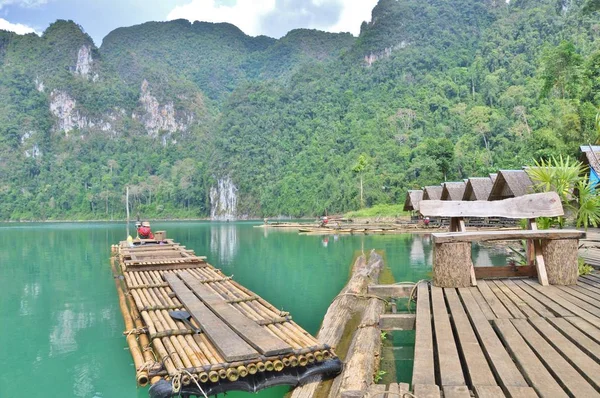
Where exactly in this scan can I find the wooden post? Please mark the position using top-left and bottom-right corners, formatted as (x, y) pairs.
(542, 239), (578, 285)
(126, 186), (130, 237)
(433, 242), (472, 288)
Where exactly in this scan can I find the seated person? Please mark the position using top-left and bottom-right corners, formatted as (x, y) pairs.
(137, 221), (154, 239)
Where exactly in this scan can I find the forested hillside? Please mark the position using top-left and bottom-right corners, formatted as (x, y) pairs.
(0, 0), (599, 220)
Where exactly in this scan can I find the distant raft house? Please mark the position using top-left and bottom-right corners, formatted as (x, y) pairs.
(488, 169), (534, 201)
(440, 181), (466, 201)
(462, 174), (496, 201)
(403, 189), (423, 213)
(580, 145), (600, 186)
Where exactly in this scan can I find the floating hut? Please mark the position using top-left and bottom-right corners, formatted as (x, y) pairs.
(422, 185), (443, 200)
(403, 189), (423, 212)
(440, 181), (466, 201)
(110, 237), (341, 397)
(580, 145), (600, 185)
(462, 177), (494, 201)
(488, 170), (533, 201)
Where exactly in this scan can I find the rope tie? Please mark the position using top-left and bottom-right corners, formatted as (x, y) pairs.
(171, 369), (208, 398)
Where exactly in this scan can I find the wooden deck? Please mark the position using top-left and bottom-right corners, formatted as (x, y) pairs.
(112, 239), (341, 397)
(413, 275), (600, 397)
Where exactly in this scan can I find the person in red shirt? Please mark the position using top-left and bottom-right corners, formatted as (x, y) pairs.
(137, 221), (154, 239)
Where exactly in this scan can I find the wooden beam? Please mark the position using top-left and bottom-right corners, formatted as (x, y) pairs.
(379, 314), (415, 330)
(473, 265), (537, 279)
(432, 229), (584, 244)
(420, 192), (563, 218)
(368, 284), (414, 298)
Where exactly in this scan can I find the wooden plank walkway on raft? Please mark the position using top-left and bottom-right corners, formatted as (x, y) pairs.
(111, 238), (338, 394)
(412, 275), (600, 397)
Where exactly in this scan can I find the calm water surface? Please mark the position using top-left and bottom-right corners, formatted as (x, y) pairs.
(0, 222), (506, 397)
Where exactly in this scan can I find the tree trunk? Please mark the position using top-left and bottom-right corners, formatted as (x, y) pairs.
(360, 176), (364, 208)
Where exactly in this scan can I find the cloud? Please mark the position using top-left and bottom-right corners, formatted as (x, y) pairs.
(167, 0), (375, 38)
(0, 17), (38, 34)
(0, 0), (48, 9)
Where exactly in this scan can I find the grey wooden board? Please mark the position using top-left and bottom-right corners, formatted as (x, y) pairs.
(556, 285), (600, 310)
(386, 383), (409, 398)
(420, 192), (564, 218)
(528, 316), (600, 390)
(494, 279), (554, 317)
(511, 279), (572, 317)
(413, 384), (440, 398)
(547, 317), (600, 363)
(511, 318), (600, 397)
(164, 273), (259, 362)
(366, 384), (386, 398)
(575, 279), (600, 296)
(521, 280), (600, 327)
(505, 387), (539, 398)
(565, 316), (600, 344)
(431, 286), (465, 386)
(458, 288), (528, 387)
(487, 280), (526, 318)
(177, 271), (292, 356)
(412, 282), (436, 386)
(432, 229), (583, 244)
(469, 287), (496, 320)
(444, 288), (497, 387)
(443, 385), (470, 398)
(473, 386), (505, 398)
(494, 318), (567, 398)
(475, 280), (513, 319)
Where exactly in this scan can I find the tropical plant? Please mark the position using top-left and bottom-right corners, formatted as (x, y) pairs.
(374, 370), (386, 383)
(575, 179), (600, 228)
(578, 257), (594, 276)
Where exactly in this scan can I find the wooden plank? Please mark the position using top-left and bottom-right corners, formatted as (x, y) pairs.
(412, 282), (435, 386)
(366, 384), (386, 398)
(413, 384), (440, 398)
(491, 280), (538, 318)
(505, 387), (539, 398)
(528, 317), (600, 390)
(511, 279), (572, 317)
(379, 314), (415, 330)
(125, 263), (204, 272)
(432, 229), (583, 244)
(444, 288), (497, 387)
(469, 287), (496, 320)
(556, 285), (600, 310)
(486, 280), (525, 318)
(565, 316), (600, 344)
(475, 280), (512, 319)
(474, 266), (537, 279)
(473, 386), (505, 398)
(457, 288), (528, 388)
(177, 271), (292, 356)
(494, 318), (567, 398)
(547, 317), (600, 362)
(431, 286), (465, 386)
(511, 318), (600, 397)
(420, 192), (564, 218)
(500, 279), (555, 318)
(368, 284), (414, 298)
(443, 386), (470, 398)
(163, 273), (259, 362)
(522, 280), (600, 324)
(533, 239), (549, 286)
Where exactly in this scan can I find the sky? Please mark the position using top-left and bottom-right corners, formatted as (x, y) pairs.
(0, 0), (378, 46)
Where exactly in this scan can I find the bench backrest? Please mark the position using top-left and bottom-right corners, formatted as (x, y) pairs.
(419, 192), (563, 219)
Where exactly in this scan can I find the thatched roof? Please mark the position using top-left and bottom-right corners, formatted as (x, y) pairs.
(580, 145), (600, 174)
(403, 190), (423, 211)
(488, 170), (533, 201)
(490, 173), (498, 182)
(422, 185), (443, 200)
(463, 177), (494, 201)
(441, 181), (466, 201)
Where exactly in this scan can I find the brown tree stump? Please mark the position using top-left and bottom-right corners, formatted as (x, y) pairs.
(542, 239), (578, 285)
(433, 242), (472, 288)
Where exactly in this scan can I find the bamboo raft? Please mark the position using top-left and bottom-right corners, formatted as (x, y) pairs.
(110, 237), (341, 397)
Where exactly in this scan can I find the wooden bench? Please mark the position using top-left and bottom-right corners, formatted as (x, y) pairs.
(420, 192), (585, 288)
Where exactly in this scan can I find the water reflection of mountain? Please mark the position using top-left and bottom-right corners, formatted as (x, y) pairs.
(210, 224), (239, 265)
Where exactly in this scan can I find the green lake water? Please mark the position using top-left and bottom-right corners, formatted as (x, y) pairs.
(0, 222), (507, 397)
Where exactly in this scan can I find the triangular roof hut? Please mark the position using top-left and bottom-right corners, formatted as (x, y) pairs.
(403, 190), (423, 212)
(422, 185), (443, 200)
(488, 170), (533, 201)
(441, 181), (466, 201)
(580, 145), (600, 174)
(463, 177), (494, 201)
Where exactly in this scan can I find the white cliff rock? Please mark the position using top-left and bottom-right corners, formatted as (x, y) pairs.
(75, 45), (93, 77)
(138, 80), (192, 136)
(210, 177), (238, 221)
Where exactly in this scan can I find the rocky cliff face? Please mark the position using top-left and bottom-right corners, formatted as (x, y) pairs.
(49, 90), (113, 135)
(210, 177), (238, 221)
(136, 80), (193, 137)
(75, 45), (93, 77)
